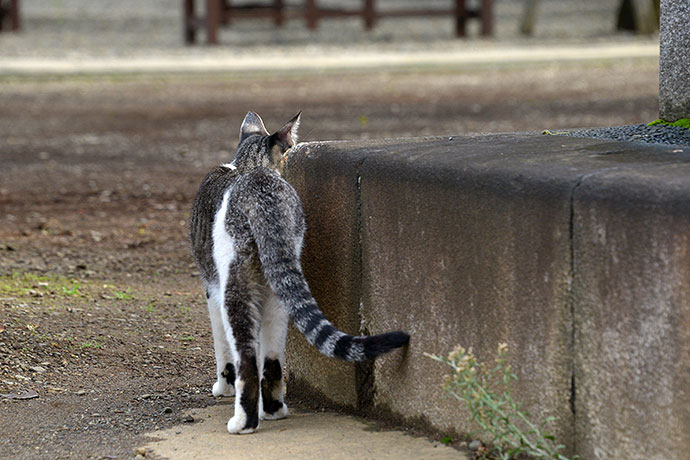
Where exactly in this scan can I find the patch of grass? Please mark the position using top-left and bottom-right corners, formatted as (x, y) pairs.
(80, 340), (104, 349)
(143, 301), (155, 313)
(113, 288), (133, 300)
(647, 118), (690, 130)
(62, 282), (81, 296)
(427, 344), (575, 460)
(0, 272), (51, 296)
(180, 335), (194, 342)
(0, 272), (86, 299)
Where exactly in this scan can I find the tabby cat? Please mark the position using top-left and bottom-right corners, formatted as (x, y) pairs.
(189, 112), (409, 434)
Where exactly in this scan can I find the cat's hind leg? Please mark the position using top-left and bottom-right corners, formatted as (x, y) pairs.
(206, 288), (235, 397)
(259, 292), (289, 420)
(224, 285), (262, 434)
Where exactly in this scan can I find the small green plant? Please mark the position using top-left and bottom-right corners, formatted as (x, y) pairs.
(427, 344), (575, 460)
(113, 288), (133, 300)
(647, 118), (690, 130)
(143, 301), (155, 313)
(1, 272), (67, 297)
(80, 340), (104, 349)
(180, 335), (194, 342)
(62, 282), (81, 296)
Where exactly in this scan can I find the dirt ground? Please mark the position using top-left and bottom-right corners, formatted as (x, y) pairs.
(0, 59), (658, 459)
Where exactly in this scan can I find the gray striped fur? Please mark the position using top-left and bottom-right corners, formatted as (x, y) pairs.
(189, 112), (409, 433)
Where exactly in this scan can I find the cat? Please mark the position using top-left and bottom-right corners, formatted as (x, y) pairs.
(189, 112), (410, 434)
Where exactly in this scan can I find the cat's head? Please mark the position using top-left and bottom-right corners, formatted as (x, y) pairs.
(230, 112), (301, 174)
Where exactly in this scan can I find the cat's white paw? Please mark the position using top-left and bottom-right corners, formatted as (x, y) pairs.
(212, 380), (235, 397)
(227, 413), (256, 434)
(262, 403), (289, 420)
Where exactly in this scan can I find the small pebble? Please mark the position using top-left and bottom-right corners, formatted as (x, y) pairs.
(75, 389), (87, 396)
(163, 407), (172, 414)
(182, 415), (194, 423)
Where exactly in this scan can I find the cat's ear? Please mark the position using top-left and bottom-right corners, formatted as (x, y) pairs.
(240, 112), (269, 142)
(270, 112), (301, 149)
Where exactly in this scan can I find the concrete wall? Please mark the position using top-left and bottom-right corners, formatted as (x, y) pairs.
(283, 134), (690, 459)
(659, 0), (690, 121)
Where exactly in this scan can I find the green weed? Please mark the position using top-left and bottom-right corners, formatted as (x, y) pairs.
(113, 288), (133, 300)
(647, 118), (690, 130)
(427, 344), (575, 460)
(143, 301), (155, 313)
(62, 282), (81, 296)
(80, 340), (104, 349)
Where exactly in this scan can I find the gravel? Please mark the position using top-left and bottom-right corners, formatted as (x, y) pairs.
(563, 123), (690, 146)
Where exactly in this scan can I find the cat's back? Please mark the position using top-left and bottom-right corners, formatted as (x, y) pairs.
(190, 165), (304, 278)
(189, 166), (241, 279)
(231, 167), (305, 236)
(190, 165), (240, 235)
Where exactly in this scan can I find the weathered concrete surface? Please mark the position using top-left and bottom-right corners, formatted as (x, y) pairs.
(284, 134), (690, 459)
(142, 403), (467, 460)
(357, 136), (579, 447)
(659, 0), (690, 121)
(284, 138), (436, 410)
(573, 161), (690, 460)
(283, 144), (366, 408)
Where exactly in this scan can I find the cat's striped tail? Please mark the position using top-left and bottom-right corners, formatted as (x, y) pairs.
(242, 174), (409, 362)
(267, 255), (409, 362)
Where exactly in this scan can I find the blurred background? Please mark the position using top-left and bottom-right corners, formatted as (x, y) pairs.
(0, 0), (662, 245)
(2, 0), (658, 53)
(0, 0), (660, 151)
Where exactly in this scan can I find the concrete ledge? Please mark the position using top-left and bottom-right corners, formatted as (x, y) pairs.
(283, 134), (690, 459)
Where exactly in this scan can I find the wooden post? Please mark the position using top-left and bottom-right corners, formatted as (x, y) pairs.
(364, 0), (375, 30)
(184, 0), (196, 44)
(481, 0), (493, 36)
(222, 0), (231, 26)
(519, 0), (539, 36)
(306, 0), (318, 30)
(274, 0), (284, 26)
(10, 0), (19, 31)
(206, 0), (220, 44)
(455, 0), (466, 36)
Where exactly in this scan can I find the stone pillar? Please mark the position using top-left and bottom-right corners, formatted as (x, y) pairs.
(659, 0), (690, 121)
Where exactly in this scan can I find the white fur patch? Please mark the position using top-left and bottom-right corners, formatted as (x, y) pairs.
(227, 380), (256, 434)
(262, 403), (289, 420)
(212, 379), (234, 397)
(259, 293), (289, 362)
(211, 189), (240, 385)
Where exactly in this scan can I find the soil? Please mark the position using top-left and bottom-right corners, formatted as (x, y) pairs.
(0, 60), (657, 460)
